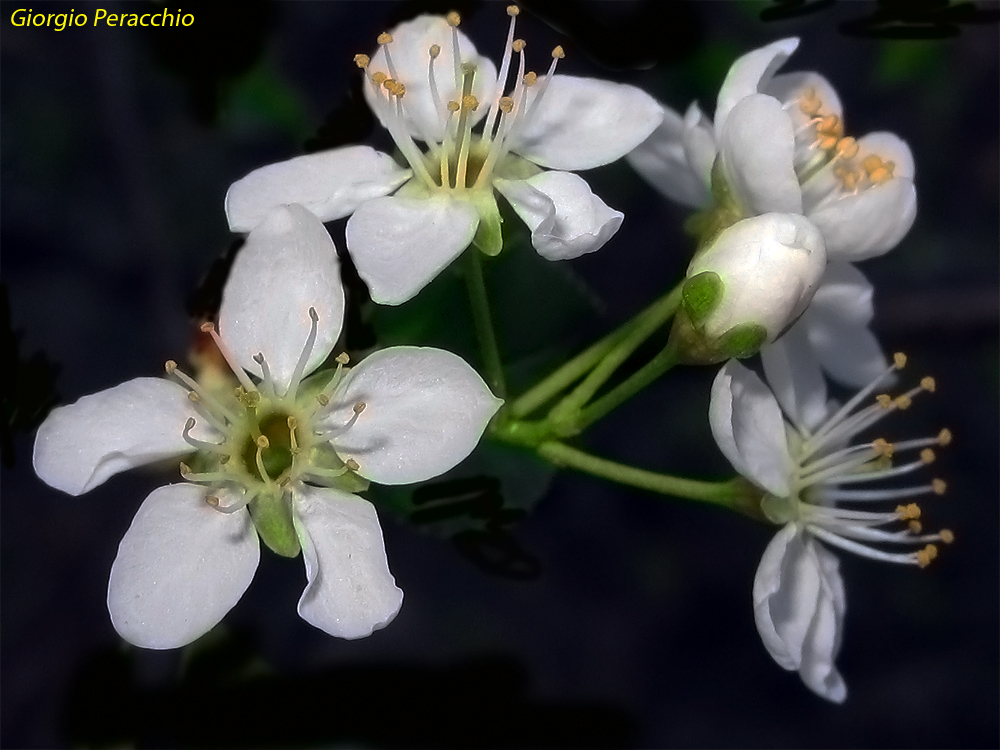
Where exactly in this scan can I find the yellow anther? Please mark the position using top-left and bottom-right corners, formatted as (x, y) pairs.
(512, 39), (526, 52)
(377, 31), (393, 45)
(872, 438), (895, 457)
(179, 462), (192, 476)
(552, 45), (565, 59)
(462, 94), (479, 111)
(188, 392), (201, 403)
(920, 376), (936, 392)
(799, 88), (822, 117)
(817, 114), (842, 136)
(937, 429), (952, 446)
(335, 352), (350, 365)
(354, 54), (370, 69)
(206, 495), (220, 507)
(499, 96), (515, 113)
(894, 394), (912, 410)
(920, 448), (936, 464)
(429, 43), (441, 59)
(523, 71), (538, 85)
(200, 321), (216, 333)
(446, 11), (461, 26)
(939, 529), (955, 544)
(839, 169), (860, 192)
(893, 352), (907, 369)
(862, 154), (884, 175)
(868, 167), (890, 184)
(932, 478), (947, 495)
(371, 71), (387, 86)
(876, 394), (893, 409)
(257, 435), (270, 448)
(835, 136), (859, 160)
(447, 100), (461, 112)
(316, 393), (330, 407)
(353, 401), (367, 414)
(908, 520), (923, 534)
(507, 5), (520, 16)
(896, 503), (921, 521)
(346, 458), (360, 471)
(383, 79), (406, 97)
(165, 360), (178, 374)
(916, 544), (938, 568)
(287, 415), (298, 429)
(817, 136), (839, 152)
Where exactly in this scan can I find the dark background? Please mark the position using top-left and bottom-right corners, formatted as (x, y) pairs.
(3, 1), (998, 747)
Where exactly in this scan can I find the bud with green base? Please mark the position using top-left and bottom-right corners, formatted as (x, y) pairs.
(669, 213), (827, 364)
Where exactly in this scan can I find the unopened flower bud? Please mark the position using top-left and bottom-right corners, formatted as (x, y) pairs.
(670, 213), (826, 364)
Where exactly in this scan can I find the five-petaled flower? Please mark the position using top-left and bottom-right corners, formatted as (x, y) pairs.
(709, 355), (952, 702)
(628, 37), (916, 387)
(226, 8), (664, 305)
(33, 204), (502, 649)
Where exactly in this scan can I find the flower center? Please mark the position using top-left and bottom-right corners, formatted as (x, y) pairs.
(779, 352), (954, 567)
(355, 6), (563, 195)
(163, 309), (369, 556)
(790, 87), (897, 197)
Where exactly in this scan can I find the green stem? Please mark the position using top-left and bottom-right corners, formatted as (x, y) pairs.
(547, 283), (682, 429)
(464, 248), (506, 399)
(575, 337), (680, 432)
(510, 317), (638, 419)
(537, 441), (763, 519)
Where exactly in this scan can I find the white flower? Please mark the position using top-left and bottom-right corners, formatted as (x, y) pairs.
(709, 356), (952, 702)
(629, 38), (910, 386)
(33, 204), (502, 650)
(226, 9), (663, 305)
(629, 37), (917, 261)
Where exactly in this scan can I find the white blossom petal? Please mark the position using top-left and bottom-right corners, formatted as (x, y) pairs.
(292, 485), (403, 639)
(345, 193), (480, 305)
(753, 525), (846, 702)
(225, 146), (412, 233)
(325, 347), (502, 485)
(710, 360), (792, 496)
(364, 15), (496, 144)
(761, 325), (830, 434)
(682, 102), (718, 198)
(715, 37), (800, 140)
(220, 204), (345, 394)
(799, 541), (847, 703)
(719, 94), (802, 215)
(33, 378), (212, 496)
(809, 182), (916, 261)
(107, 483), (260, 650)
(626, 104), (709, 208)
(512, 75), (664, 171)
(494, 172), (623, 260)
(801, 263), (889, 388)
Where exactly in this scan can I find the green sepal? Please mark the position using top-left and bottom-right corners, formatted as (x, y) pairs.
(681, 271), (723, 324)
(716, 322), (767, 360)
(686, 158), (747, 256)
(248, 489), (300, 558)
(470, 190), (503, 256)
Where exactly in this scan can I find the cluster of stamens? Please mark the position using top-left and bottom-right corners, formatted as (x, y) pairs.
(794, 87), (896, 193)
(774, 352), (954, 568)
(164, 309), (367, 515)
(354, 6), (564, 192)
